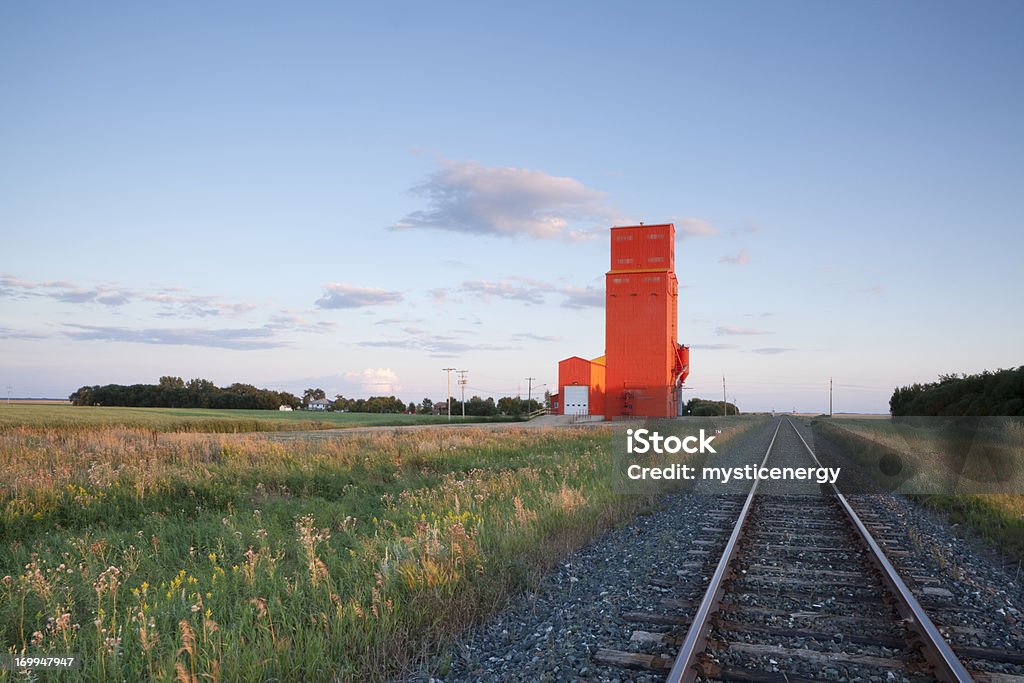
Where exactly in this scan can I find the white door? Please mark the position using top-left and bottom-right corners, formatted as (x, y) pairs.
(563, 385), (589, 416)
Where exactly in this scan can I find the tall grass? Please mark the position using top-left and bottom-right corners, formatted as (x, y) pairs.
(0, 425), (652, 681)
(813, 418), (1024, 562)
(0, 405), (513, 434)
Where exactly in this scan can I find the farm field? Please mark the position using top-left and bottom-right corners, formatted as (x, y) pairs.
(0, 404), (513, 434)
(0, 421), (656, 682)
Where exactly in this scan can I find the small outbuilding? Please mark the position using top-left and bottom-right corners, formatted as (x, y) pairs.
(556, 355), (606, 417)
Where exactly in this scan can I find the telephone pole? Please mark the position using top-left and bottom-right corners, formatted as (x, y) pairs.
(442, 368), (455, 421)
(457, 370), (468, 419)
(829, 377), (833, 417)
(722, 375), (727, 416)
(525, 377), (536, 410)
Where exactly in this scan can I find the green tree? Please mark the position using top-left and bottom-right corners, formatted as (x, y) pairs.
(303, 388), (326, 408)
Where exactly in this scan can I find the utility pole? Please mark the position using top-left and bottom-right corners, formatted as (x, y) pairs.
(722, 375), (727, 416)
(442, 368), (455, 421)
(457, 370), (468, 420)
(525, 377), (536, 411)
(829, 377), (833, 417)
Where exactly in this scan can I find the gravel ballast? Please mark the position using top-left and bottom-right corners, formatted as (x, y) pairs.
(412, 419), (1023, 682)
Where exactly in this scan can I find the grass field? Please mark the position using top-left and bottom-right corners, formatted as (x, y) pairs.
(0, 425), (623, 681)
(813, 417), (1024, 562)
(0, 415), (758, 681)
(0, 404), (513, 434)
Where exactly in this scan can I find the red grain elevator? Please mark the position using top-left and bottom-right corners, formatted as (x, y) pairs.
(555, 223), (689, 419)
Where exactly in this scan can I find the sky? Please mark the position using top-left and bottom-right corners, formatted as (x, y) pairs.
(2, 1), (1022, 413)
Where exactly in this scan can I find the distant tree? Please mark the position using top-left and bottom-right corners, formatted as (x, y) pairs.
(889, 367), (1024, 416)
(418, 398), (434, 414)
(465, 395), (498, 416)
(686, 397), (739, 417)
(497, 396), (538, 416)
(303, 388), (326, 408)
(187, 378), (217, 393)
(69, 385), (96, 406)
(68, 377), (300, 410)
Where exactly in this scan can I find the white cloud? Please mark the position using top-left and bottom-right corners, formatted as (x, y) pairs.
(394, 159), (618, 240)
(315, 283), (404, 309)
(715, 326), (771, 336)
(0, 326), (47, 340)
(462, 280), (545, 304)
(719, 248), (751, 265)
(265, 314), (335, 334)
(512, 332), (561, 342)
(676, 218), (719, 238)
(343, 367), (400, 394)
(559, 285), (604, 309)
(63, 324), (284, 350)
(456, 277), (605, 310)
(1, 273), (256, 317)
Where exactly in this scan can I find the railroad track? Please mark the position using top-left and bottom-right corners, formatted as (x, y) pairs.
(595, 418), (1024, 683)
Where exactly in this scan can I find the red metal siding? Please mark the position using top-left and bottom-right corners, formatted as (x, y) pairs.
(556, 356), (607, 416)
(589, 360), (606, 415)
(609, 223), (674, 273)
(557, 356), (591, 415)
(605, 224), (679, 418)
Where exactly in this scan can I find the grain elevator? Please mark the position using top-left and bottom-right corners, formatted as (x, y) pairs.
(553, 223), (690, 419)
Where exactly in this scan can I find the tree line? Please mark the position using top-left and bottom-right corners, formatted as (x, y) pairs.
(70, 377), (302, 410)
(889, 366), (1024, 416)
(69, 378), (544, 416)
(327, 393), (541, 416)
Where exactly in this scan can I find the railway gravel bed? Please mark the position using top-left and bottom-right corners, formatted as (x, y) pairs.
(413, 419), (1023, 682)
(424, 491), (743, 683)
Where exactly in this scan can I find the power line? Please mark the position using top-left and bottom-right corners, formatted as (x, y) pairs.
(457, 370), (468, 420)
(525, 377), (536, 409)
(722, 375), (727, 416)
(442, 368), (455, 421)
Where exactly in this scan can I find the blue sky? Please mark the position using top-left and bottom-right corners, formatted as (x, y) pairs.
(2, 1), (1022, 412)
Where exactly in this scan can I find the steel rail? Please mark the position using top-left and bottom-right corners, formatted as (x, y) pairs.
(787, 419), (974, 683)
(665, 420), (782, 683)
(664, 418), (973, 683)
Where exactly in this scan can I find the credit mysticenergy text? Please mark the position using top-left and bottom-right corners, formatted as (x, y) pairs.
(623, 428), (841, 484)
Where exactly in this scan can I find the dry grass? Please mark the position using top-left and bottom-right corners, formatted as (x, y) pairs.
(0, 424), (654, 681)
(0, 404), (512, 433)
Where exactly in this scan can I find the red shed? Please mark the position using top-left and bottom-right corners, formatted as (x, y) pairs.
(556, 356), (605, 416)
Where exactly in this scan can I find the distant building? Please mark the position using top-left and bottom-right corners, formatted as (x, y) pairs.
(278, 405), (293, 411)
(308, 399), (332, 411)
